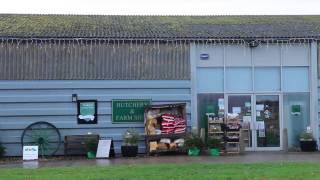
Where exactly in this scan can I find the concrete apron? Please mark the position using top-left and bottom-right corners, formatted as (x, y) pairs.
(1, 152), (320, 169)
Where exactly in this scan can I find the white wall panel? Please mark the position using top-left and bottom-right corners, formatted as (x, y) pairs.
(282, 44), (309, 66)
(225, 45), (251, 66)
(253, 45), (281, 66)
(196, 45), (224, 67)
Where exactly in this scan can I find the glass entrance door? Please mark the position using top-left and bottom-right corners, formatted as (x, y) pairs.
(254, 95), (280, 149)
(226, 94), (281, 150)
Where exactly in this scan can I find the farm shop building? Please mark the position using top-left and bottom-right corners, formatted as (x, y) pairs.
(0, 14), (319, 156)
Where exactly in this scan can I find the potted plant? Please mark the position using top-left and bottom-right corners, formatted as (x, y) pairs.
(207, 138), (221, 156)
(184, 133), (204, 156)
(121, 129), (140, 157)
(0, 143), (6, 158)
(85, 138), (98, 159)
(300, 132), (317, 152)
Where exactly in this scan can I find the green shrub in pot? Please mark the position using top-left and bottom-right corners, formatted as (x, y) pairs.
(85, 138), (98, 159)
(184, 133), (204, 156)
(299, 127), (317, 152)
(121, 129), (140, 157)
(207, 138), (221, 156)
(0, 143), (6, 158)
(300, 132), (314, 141)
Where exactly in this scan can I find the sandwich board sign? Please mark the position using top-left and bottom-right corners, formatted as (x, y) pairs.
(23, 146), (38, 160)
(96, 138), (115, 158)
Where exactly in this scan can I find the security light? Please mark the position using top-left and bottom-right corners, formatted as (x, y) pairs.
(72, 94), (78, 102)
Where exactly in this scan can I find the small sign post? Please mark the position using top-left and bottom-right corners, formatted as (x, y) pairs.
(96, 138), (115, 158)
(23, 146), (38, 161)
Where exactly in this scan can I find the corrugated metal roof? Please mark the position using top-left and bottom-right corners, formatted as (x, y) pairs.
(1, 14), (320, 39)
(0, 41), (190, 80)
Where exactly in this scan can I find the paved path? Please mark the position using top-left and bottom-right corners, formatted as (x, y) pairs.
(1, 152), (320, 169)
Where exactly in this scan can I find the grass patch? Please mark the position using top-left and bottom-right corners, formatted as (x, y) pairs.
(1, 162), (320, 180)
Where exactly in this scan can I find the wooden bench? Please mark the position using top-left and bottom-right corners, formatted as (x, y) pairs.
(64, 134), (99, 156)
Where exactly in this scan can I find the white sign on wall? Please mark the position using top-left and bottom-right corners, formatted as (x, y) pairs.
(96, 139), (112, 158)
(23, 146), (38, 161)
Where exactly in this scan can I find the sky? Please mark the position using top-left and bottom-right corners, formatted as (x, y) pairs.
(0, 0), (320, 15)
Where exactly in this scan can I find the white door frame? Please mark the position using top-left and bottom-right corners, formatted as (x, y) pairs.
(252, 93), (282, 151)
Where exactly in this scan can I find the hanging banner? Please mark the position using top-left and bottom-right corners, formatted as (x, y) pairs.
(77, 100), (98, 124)
(112, 99), (151, 123)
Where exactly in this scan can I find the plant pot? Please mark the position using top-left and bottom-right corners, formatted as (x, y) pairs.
(87, 151), (96, 159)
(121, 145), (138, 157)
(210, 148), (219, 156)
(188, 147), (200, 156)
(300, 140), (317, 152)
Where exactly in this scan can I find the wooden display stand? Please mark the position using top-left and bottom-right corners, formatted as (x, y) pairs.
(207, 113), (226, 154)
(144, 103), (187, 156)
(225, 114), (241, 154)
(241, 121), (251, 148)
(64, 134), (99, 156)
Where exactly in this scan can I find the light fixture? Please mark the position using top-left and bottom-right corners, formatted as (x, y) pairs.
(72, 94), (78, 102)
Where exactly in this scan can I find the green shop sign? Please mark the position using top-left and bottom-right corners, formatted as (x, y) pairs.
(112, 99), (151, 123)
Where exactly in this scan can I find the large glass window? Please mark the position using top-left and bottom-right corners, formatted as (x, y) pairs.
(282, 67), (309, 92)
(197, 67), (224, 92)
(226, 67), (252, 91)
(283, 93), (310, 149)
(197, 93), (224, 139)
(254, 67), (280, 91)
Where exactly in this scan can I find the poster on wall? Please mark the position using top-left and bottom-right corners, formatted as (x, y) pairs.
(218, 98), (224, 110)
(256, 104), (264, 111)
(77, 100), (98, 124)
(291, 105), (301, 116)
(232, 107), (241, 114)
(112, 99), (151, 123)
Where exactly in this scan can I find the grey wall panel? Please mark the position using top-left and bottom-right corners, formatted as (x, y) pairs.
(318, 79), (320, 143)
(0, 94), (190, 103)
(0, 80), (191, 156)
(0, 115), (192, 130)
(0, 42), (190, 80)
(318, 44), (320, 77)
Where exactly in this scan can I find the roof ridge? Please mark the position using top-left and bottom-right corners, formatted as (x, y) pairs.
(1, 14), (320, 17)
(0, 14), (320, 39)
